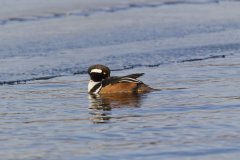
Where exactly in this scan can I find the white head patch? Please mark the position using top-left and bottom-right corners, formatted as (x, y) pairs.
(90, 69), (102, 73)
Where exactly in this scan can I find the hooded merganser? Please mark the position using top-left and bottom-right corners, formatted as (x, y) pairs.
(88, 64), (153, 94)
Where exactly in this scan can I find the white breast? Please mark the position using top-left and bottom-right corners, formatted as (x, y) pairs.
(88, 80), (101, 93)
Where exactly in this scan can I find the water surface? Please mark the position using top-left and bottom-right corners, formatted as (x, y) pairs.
(0, 0), (240, 159)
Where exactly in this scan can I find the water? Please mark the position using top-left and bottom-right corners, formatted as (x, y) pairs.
(1, 0), (240, 159)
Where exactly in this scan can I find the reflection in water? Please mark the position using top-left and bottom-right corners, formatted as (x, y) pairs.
(88, 93), (146, 123)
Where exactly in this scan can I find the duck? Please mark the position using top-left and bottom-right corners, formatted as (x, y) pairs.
(88, 64), (153, 94)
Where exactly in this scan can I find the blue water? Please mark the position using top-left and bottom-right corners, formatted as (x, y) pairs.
(1, 0), (240, 83)
(0, 0), (240, 159)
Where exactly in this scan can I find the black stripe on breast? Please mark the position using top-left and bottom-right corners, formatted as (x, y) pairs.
(90, 83), (102, 93)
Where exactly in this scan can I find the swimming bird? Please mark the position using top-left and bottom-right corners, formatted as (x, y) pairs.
(88, 64), (153, 94)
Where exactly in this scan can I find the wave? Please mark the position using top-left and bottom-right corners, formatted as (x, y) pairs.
(0, 0), (220, 26)
(1, 0), (239, 85)
(1, 41), (239, 85)
(0, 54), (227, 85)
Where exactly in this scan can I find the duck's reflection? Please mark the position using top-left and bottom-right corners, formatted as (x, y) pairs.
(88, 93), (146, 123)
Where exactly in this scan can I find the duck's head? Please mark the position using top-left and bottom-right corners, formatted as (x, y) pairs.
(88, 64), (110, 82)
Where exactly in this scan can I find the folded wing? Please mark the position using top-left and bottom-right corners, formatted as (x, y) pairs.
(102, 73), (144, 87)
